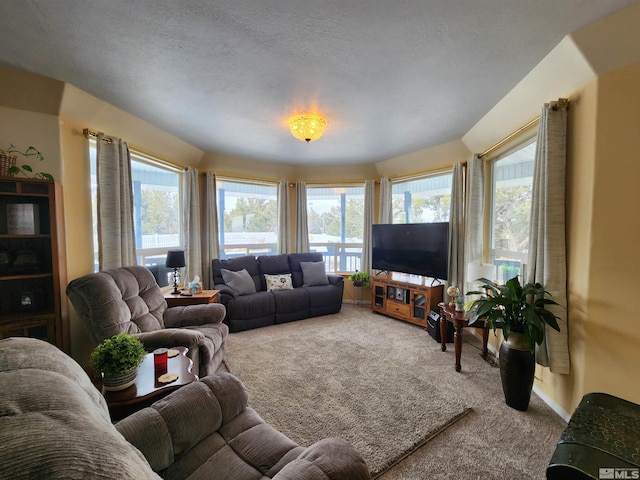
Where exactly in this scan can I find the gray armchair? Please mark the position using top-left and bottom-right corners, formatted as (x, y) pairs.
(66, 266), (228, 377)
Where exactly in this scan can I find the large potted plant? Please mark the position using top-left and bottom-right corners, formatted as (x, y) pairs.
(466, 276), (561, 411)
(90, 333), (147, 391)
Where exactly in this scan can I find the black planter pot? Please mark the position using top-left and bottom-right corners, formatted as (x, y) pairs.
(499, 332), (535, 411)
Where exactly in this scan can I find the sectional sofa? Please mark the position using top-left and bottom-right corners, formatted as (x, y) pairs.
(212, 252), (344, 332)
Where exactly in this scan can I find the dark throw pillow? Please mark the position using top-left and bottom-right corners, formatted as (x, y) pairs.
(300, 261), (329, 286)
(221, 268), (257, 295)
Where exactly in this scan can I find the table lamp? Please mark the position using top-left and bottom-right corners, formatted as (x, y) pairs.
(165, 250), (185, 294)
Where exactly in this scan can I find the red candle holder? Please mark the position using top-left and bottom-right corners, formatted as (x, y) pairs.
(153, 348), (168, 375)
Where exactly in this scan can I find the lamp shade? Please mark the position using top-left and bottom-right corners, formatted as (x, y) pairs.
(165, 250), (185, 268)
(467, 263), (496, 283)
(288, 114), (327, 142)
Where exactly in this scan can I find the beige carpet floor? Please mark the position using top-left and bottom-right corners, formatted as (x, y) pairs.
(221, 304), (567, 479)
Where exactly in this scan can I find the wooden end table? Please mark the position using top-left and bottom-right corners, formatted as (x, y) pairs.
(164, 289), (219, 307)
(438, 302), (489, 372)
(102, 346), (197, 421)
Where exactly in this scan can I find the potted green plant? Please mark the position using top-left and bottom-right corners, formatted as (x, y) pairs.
(0, 144), (54, 180)
(90, 333), (147, 391)
(348, 270), (370, 287)
(466, 276), (562, 411)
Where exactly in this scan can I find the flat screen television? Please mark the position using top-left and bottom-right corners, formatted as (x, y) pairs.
(372, 222), (449, 280)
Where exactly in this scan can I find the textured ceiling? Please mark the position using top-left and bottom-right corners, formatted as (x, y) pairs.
(0, 1), (637, 165)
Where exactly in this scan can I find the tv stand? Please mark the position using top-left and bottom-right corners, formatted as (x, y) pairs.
(371, 273), (443, 328)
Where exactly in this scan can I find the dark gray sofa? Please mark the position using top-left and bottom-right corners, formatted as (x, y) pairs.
(212, 252), (344, 332)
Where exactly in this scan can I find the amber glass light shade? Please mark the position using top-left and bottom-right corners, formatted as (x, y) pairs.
(288, 114), (327, 142)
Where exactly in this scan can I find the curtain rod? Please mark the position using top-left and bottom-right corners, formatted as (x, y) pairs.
(83, 128), (113, 144)
(478, 98), (569, 159)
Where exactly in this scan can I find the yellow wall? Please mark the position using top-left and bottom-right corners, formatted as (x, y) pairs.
(533, 63), (640, 416)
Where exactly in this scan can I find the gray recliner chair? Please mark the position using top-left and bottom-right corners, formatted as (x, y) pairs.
(0, 337), (371, 480)
(66, 266), (228, 377)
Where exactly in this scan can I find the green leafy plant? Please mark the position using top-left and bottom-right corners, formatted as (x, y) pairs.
(466, 276), (562, 353)
(90, 333), (146, 377)
(3, 144), (54, 180)
(348, 270), (371, 287)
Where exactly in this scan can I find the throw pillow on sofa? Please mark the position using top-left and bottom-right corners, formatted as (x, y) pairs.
(221, 268), (256, 295)
(300, 261), (330, 286)
(265, 273), (294, 291)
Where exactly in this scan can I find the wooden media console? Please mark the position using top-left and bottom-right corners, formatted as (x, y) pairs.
(371, 273), (443, 328)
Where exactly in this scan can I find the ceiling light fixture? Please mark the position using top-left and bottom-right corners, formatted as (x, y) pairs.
(288, 114), (327, 143)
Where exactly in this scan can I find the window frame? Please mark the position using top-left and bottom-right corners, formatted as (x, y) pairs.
(306, 183), (366, 273)
(486, 135), (537, 283)
(89, 140), (184, 272)
(390, 171), (453, 224)
(216, 177), (279, 259)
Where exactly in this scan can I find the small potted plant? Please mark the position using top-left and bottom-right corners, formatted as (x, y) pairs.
(348, 270), (370, 287)
(0, 144), (53, 180)
(466, 276), (562, 410)
(90, 333), (147, 391)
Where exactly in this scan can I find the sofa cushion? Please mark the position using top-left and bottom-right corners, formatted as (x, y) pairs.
(212, 255), (261, 291)
(265, 273), (294, 292)
(221, 268), (257, 296)
(288, 252), (324, 288)
(300, 261), (330, 286)
(272, 287), (310, 323)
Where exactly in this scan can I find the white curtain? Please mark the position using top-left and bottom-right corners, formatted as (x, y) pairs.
(183, 167), (201, 287)
(527, 100), (570, 374)
(277, 181), (290, 254)
(294, 181), (310, 252)
(202, 172), (219, 289)
(96, 132), (136, 270)
(464, 154), (485, 291)
(379, 177), (393, 224)
(447, 162), (465, 296)
(361, 180), (375, 275)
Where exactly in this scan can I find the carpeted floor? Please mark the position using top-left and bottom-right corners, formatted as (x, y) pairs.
(221, 304), (567, 479)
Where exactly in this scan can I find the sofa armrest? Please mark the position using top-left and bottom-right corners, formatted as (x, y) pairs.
(134, 329), (206, 352)
(327, 274), (344, 288)
(163, 303), (226, 328)
(214, 283), (237, 298)
(273, 438), (370, 480)
(116, 373), (249, 473)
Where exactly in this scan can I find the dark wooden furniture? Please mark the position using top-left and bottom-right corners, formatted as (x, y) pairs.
(547, 393), (640, 480)
(371, 273), (443, 328)
(438, 302), (489, 372)
(164, 289), (219, 307)
(0, 178), (68, 352)
(102, 346), (197, 421)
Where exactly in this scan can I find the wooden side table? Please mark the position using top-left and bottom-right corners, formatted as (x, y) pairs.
(102, 346), (197, 421)
(164, 289), (219, 307)
(438, 302), (489, 372)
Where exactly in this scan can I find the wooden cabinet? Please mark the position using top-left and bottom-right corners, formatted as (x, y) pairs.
(0, 178), (68, 352)
(371, 273), (443, 328)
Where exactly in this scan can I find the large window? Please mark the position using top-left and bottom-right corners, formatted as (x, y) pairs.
(217, 179), (278, 258)
(391, 173), (452, 224)
(307, 185), (365, 272)
(489, 139), (536, 283)
(90, 143), (182, 278)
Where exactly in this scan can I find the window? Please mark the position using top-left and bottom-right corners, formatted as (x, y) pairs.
(217, 179), (278, 258)
(90, 143), (182, 278)
(391, 173), (452, 224)
(307, 185), (365, 272)
(489, 139), (536, 283)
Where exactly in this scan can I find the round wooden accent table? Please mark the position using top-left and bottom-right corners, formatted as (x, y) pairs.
(101, 346), (197, 421)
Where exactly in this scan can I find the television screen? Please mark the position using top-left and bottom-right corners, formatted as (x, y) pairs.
(372, 222), (449, 280)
